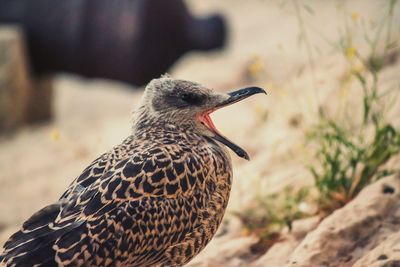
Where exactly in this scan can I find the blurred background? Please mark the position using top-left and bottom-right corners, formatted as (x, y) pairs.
(1, 0), (400, 266)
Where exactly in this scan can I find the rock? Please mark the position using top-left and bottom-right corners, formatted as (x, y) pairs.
(252, 235), (299, 267)
(189, 216), (319, 267)
(252, 216), (319, 267)
(188, 236), (257, 267)
(0, 25), (30, 132)
(0, 25), (53, 133)
(285, 174), (400, 267)
(353, 232), (400, 267)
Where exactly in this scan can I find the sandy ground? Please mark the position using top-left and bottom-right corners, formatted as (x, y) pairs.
(1, 0), (400, 260)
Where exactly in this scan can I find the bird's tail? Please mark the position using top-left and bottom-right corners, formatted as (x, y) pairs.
(0, 203), (79, 266)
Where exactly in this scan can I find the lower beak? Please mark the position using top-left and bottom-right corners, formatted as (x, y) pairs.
(204, 87), (266, 160)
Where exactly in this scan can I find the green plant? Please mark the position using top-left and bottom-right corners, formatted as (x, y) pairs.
(232, 186), (310, 239)
(308, 0), (400, 215)
(309, 115), (400, 214)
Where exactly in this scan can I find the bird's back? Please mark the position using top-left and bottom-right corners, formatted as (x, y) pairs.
(1, 126), (232, 266)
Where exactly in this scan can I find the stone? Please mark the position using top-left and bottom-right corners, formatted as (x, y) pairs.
(285, 174), (400, 267)
(0, 25), (53, 133)
(188, 236), (258, 267)
(353, 232), (400, 267)
(0, 26), (30, 132)
(252, 216), (319, 267)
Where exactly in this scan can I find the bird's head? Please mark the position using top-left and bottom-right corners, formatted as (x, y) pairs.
(134, 76), (266, 160)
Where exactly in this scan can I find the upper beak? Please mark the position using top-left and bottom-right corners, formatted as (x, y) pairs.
(216, 86), (267, 109)
(209, 86), (267, 160)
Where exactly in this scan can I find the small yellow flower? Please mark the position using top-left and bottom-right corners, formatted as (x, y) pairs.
(351, 63), (364, 75)
(346, 46), (357, 60)
(247, 55), (265, 79)
(254, 104), (268, 122)
(254, 104), (264, 116)
(51, 128), (61, 141)
(351, 11), (359, 22)
(241, 228), (251, 236)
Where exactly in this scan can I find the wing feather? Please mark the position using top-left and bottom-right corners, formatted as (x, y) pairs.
(1, 139), (207, 266)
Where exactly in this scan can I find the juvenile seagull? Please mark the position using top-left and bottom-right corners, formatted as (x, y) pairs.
(0, 77), (265, 266)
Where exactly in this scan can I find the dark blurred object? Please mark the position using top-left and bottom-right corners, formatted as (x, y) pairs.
(0, 26), (52, 133)
(0, 0), (227, 86)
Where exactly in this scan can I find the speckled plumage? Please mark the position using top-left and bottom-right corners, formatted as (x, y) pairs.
(0, 77), (265, 267)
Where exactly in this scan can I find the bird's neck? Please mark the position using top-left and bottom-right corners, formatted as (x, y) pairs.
(131, 105), (197, 136)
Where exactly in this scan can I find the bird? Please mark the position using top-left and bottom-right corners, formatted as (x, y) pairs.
(0, 76), (266, 266)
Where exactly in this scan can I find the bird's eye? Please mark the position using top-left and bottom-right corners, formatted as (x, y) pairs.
(180, 93), (203, 105)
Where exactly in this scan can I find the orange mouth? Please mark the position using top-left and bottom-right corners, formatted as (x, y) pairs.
(198, 111), (221, 135)
(197, 110), (250, 160)
(196, 86), (266, 160)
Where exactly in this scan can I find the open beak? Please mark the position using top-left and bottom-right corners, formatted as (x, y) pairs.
(198, 86), (266, 160)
